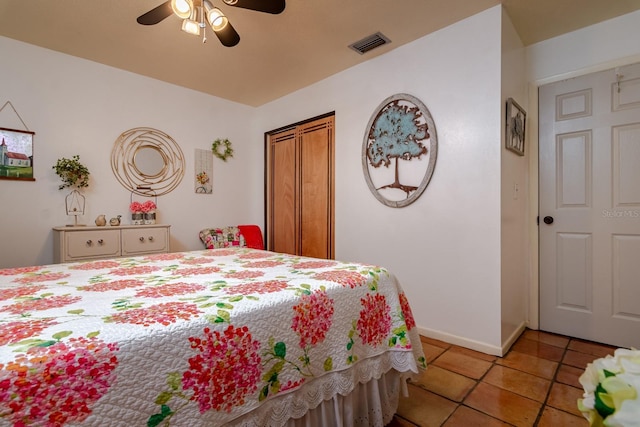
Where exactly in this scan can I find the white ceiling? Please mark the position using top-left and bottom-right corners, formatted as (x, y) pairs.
(1, 0), (639, 106)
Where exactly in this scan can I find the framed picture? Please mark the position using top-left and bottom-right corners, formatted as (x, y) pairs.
(0, 127), (35, 181)
(506, 98), (526, 156)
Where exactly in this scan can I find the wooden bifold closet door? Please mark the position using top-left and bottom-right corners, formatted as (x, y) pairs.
(266, 114), (335, 259)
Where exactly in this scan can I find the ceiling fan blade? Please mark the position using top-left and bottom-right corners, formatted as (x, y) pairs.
(137, 1), (173, 25)
(222, 0), (285, 14)
(213, 22), (240, 47)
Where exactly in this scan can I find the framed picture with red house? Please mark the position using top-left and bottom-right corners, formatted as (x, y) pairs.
(0, 127), (35, 181)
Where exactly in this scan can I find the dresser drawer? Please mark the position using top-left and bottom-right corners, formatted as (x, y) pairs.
(121, 227), (169, 255)
(53, 225), (171, 263)
(65, 229), (121, 261)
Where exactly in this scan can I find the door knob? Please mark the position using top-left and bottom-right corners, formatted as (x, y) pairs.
(543, 216), (554, 225)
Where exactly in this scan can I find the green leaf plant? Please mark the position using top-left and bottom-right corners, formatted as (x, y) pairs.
(52, 155), (90, 190)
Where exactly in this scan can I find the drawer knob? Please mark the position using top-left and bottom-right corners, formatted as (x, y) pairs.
(98, 239), (104, 245)
(86, 240), (92, 245)
(139, 237), (145, 242)
(148, 236), (154, 242)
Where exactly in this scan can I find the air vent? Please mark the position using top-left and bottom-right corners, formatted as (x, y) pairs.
(348, 32), (391, 55)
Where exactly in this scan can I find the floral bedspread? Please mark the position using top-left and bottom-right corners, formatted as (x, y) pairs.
(0, 248), (426, 426)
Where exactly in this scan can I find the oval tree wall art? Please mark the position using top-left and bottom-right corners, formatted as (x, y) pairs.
(362, 93), (438, 208)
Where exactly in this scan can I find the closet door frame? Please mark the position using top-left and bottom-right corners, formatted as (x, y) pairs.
(265, 112), (335, 258)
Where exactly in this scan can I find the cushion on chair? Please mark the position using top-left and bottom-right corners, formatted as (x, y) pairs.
(199, 226), (245, 249)
(199, 225), (264, 250)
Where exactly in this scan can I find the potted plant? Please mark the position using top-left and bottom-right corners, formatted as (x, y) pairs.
(52, 155), (90, 190)
(52, 155), (90, 226)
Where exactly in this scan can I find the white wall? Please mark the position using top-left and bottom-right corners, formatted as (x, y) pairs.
(499, 9), (528, 351)
(0, 37), (262, 268)
(255, 7), (506, 353)
(527, 10), (640, 84)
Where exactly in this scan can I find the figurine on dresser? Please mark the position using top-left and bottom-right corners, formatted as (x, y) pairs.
(95, 215), (107, 226)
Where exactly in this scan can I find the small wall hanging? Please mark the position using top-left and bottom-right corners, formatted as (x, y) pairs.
(505, 97), (526, 156)
(211, 138), (233, 162)
(362, 93), (438, 208)
(195, 148), (213, 194)
(0, 101), (35, 181)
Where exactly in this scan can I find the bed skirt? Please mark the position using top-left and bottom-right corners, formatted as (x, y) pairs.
(285, 369), (408, 427)
(229, 351), (415, 426)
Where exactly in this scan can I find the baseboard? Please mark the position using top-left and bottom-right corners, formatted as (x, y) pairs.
(416, 326), (503, 356)
(416, 322), (528, 357)
(501, 321), (527, 356)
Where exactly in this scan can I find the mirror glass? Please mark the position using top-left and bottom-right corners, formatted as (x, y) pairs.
(134, 145), (165, 177)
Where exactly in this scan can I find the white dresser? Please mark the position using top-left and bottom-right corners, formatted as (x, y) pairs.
(53, 224), (171, 263)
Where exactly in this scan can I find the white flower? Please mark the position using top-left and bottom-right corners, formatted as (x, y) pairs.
(603, 373), (640, 427)
(578, 349), (640, 427)
(616, 349), (640, 375)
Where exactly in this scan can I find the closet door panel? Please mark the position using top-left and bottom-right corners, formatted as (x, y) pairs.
(300, 120), (333, 258)
(271, 132), (297, 255)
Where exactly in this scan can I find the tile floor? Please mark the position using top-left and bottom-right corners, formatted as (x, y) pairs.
(390, 329), (619, 426)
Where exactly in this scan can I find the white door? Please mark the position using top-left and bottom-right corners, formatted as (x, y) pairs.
(539, 63), (640, 349)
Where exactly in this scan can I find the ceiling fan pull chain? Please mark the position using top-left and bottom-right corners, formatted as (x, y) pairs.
(200, 4), (207, 43)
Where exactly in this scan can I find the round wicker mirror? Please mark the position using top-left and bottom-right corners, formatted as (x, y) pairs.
(111, 127), (185, 196)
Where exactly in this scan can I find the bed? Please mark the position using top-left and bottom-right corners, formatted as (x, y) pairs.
(0, 248), (425, 426)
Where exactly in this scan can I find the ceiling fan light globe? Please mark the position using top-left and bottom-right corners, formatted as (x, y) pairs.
(211, 15), (229, 32)
(181, 18), (201, 35)
(171, 0), (193, 19)
(206, 7), (229, 31)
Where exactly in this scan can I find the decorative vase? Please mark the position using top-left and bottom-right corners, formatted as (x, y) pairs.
(131, 213), (144, 225)
(95, 214), (106, 226)
(144, 212), (156, 225)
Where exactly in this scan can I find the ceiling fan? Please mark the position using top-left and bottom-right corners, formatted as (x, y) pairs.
(137, 0), (286, 47)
